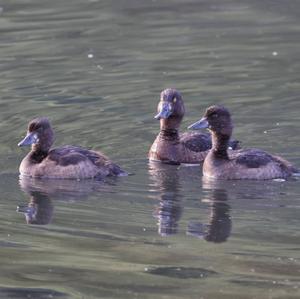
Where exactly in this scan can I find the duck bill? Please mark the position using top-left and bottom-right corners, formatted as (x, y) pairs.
(154, 102), (172, 120)
(17, 205), (34, 214)
(188, 117), (209, 130)
(18, 132), (38, 147)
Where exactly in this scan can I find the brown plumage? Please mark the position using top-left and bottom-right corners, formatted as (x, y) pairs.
(149, 89), (240, 165)
(18, 117), (127, 179)
(188, 105), (298, 180)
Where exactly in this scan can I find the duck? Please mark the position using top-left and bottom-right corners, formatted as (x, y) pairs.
(188, 105), (298, 180)
(149, 89), (240, 164)
(18, 117), (127, 179)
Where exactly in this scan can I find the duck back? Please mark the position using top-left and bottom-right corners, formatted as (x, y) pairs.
(20, 145), (126, 179)
(203, 146), (296, 180)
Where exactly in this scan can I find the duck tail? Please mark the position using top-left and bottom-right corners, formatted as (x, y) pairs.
(108, 162), (129, 177)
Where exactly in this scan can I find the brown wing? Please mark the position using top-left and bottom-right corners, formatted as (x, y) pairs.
(224, 148), (296, 179)
(230, 149), (274, 168)
(48, 146), (126, 176)
(232, 149), (273, 168)
(48, 146), (100, 166)
(181, 132), (240, 153)
(231, 148), (295, 173)
(180, 132), (212, 152)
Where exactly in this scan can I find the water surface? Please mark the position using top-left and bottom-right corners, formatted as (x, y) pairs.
(0, 0), (300, 298)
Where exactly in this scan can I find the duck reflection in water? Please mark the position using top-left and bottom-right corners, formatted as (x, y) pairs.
(188, 176), (291, 242)
(149, 161), (183, 236)
(149, 162), (232, 241)
(17, 190), (54, 225)
(187, 179), (232, 243)
(18, 176), (112, 225)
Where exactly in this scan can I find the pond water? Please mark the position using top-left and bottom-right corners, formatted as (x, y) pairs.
(0, 0), (299, 298)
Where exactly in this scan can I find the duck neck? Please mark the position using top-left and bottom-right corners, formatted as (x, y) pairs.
(29, 145), (49, 163)
(159, 128), (179, 141)
(211, 132), (230, 159)
(159, 117), (181, 141)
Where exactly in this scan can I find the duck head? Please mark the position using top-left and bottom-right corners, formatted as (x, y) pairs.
(18, 117), (55, 152)
(155, 89), (185, 130)
(188, 105), (233, 137)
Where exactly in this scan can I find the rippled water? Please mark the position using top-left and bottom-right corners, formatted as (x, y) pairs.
(0, 0), (299, 298)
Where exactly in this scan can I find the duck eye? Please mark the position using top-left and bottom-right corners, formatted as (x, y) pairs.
(210, 112), (218, 118)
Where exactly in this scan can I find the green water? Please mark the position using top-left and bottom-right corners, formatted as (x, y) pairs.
(0, 0), (299, 298)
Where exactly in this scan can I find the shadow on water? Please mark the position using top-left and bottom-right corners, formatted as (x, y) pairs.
(0, 287), (67, 299)
(17, 176), (116, 225)
(146, 265), (218, 280)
